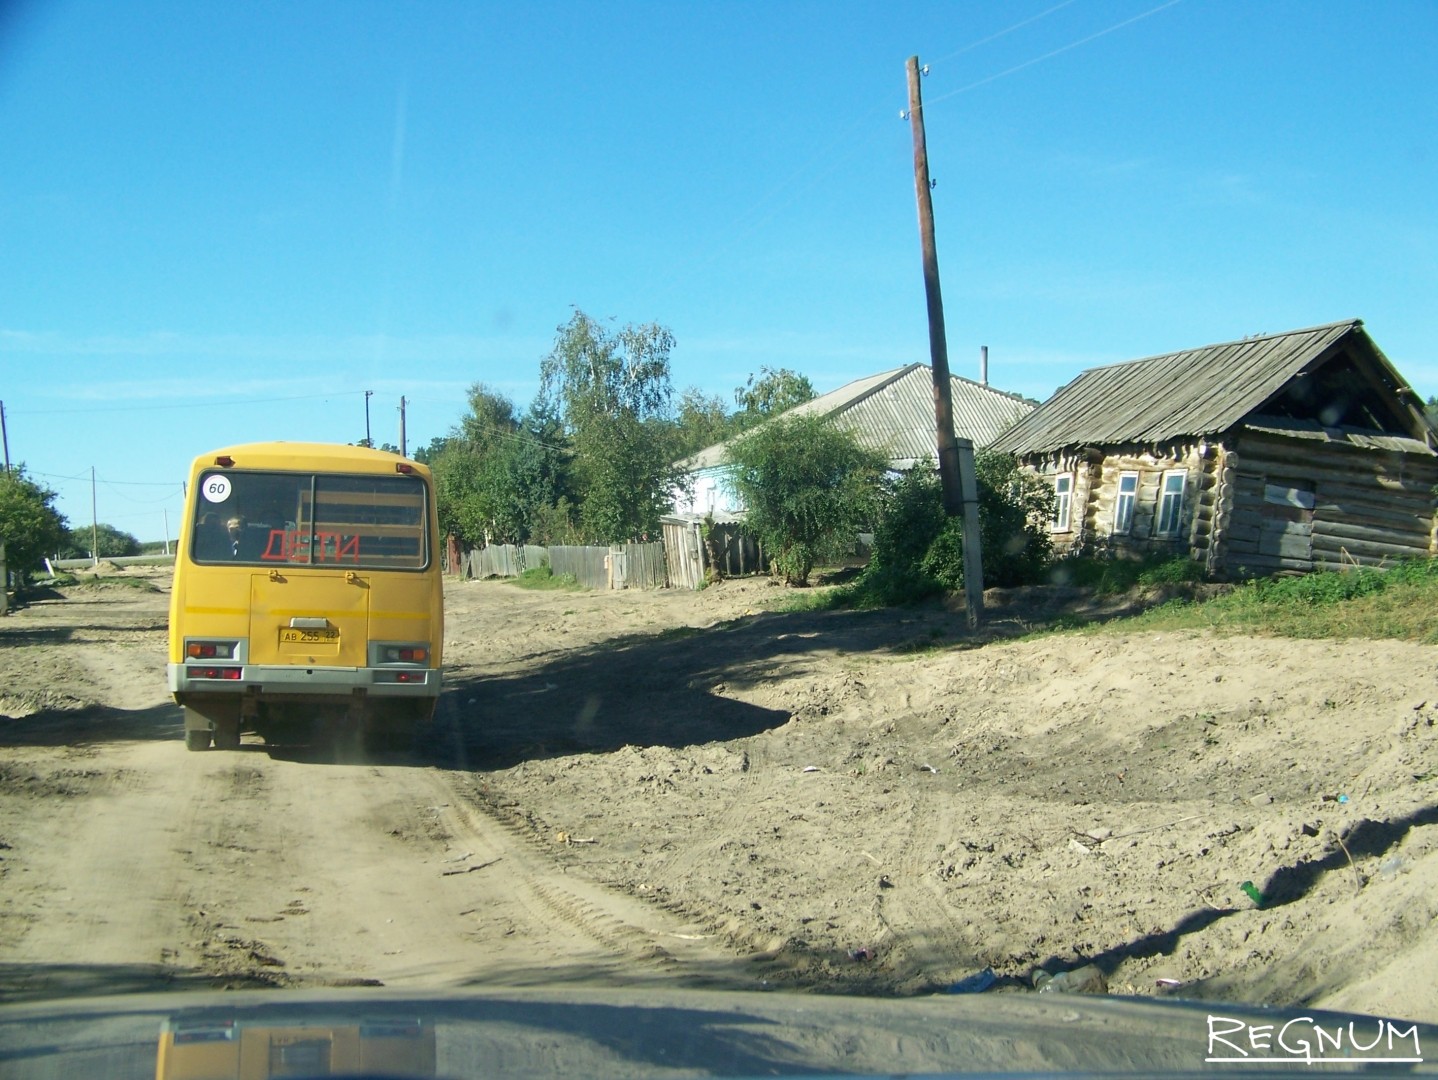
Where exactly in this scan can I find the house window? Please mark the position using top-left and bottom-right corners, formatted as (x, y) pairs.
(1113, 471), (1139, 535)
(1156, 470), (1187, 537)
(1051, 472), (1073, 532)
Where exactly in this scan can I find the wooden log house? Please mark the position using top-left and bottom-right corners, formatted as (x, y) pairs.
(989, 320), (1438, 576)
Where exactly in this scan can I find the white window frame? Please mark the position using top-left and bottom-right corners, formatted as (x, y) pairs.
(1113, 471), (1139, 535)
(1156, 469), (1187, 537)
(1051, 472), (1074, 533)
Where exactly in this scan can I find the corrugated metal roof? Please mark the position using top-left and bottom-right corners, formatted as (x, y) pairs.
(826, 364), (1037, 466)
(678, 364), (1036, 471)
(991, 320), (1378, 454)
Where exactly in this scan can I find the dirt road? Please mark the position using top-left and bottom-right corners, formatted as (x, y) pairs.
(3, 569), (1437, 1023)
(0, 576), (748, 1004)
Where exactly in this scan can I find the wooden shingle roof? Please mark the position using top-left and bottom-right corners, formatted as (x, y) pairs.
(990, 320), (1427, 455)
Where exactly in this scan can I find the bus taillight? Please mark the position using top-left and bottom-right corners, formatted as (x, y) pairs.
(186, 641), (236, 659)
(379, 645), (427, 664)
(186, 666), (242, 680)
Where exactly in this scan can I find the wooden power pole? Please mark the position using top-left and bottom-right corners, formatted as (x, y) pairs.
(906, 55), (984, 626)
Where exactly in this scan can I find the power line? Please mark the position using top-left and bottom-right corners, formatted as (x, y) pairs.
(98, 479), (183, 505)
(29, 468), (178, 488)
(26, 468), (92, 484)
(89, 475), (182, 488)
(928, 0), (1081, 65)
(691, 2), (1096, 260)
(925, 0), (1185, 106)
(405, 397), (574, 456)
(450, 421), (575, 457)
(647, 1), (1183, 313)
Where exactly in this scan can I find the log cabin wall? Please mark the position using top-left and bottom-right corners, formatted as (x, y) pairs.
(1025, 442), (1224, 561)
(1068, 441), (1223, 563)
(1029, 450), (1092, 557)
(1219, 430), (1438, 574)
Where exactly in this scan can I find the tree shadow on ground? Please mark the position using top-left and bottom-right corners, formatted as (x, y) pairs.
(428, 578), (1227, 774)
(0, 626), (77, 645)
(0, 622), (167, 644)
(1022, 800), (1438, 991)
(0, 961), (239, 1007)
(976, 581), (1222, 637)
(428, 603), (975, 772)
(0, 702), (183, 749)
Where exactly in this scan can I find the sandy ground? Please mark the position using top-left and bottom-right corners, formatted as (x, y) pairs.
(1, 566), (1436, 1025)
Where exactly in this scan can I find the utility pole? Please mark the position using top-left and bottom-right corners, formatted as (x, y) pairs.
(906, 55), (983, 626)
(907, 56), (961, 515)
(398, 396), (407, 458)
(91, 466), (99, 567)
(364, 390), (373, 447)
(0, 400), (10, 472)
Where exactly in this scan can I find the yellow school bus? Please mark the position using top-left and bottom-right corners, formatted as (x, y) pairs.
(168, 442), (443, 751)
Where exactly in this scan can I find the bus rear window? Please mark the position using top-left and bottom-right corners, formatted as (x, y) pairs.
(191, 471), (430, 570)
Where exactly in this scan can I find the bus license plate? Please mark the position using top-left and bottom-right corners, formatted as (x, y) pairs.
(280, 627), (339, 644)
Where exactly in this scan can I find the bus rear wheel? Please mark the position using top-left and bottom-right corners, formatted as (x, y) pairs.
(213, 720), (242, 751)
(183, 701), (240, 752)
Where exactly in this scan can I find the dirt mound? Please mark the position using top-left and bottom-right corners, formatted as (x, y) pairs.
(0, 689), (96, 720)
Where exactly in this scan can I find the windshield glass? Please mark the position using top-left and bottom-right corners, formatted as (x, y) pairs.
(2, 2), (1437, 1077)
(191, 470), (429, 570)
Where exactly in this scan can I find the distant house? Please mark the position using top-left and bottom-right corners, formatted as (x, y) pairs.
(989, 320), (1438, 576)
(671, 363), (1036, 517)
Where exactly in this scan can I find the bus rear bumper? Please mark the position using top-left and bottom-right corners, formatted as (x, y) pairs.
(168, 663), (442, 698)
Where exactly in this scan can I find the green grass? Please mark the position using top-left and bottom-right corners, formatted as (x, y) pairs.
(784, 565), (941, 612)
(791, 554), (1208, 613)
(1045, 554), (1207, 594)
(777, 588), (844, 613)
(1088, 559), (1438, 643)
(797, 552), (1438, 646)
(508, 566), (581, 591)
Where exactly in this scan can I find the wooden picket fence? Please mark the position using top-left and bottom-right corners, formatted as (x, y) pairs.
(661, 518), (765, 590)
(460, 541), (668, 591)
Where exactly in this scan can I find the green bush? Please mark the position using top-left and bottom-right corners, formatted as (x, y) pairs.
(870, 467), (946, 578)
(919, 517), (967, 590)
(1245, 568), (1387, 605)
(1049, 554), (1205, 595)
(1137, 557), (1208, 587)
(1122, 557), (1438, 643)
(512, 565), (580, 591)
(844, 452), (1055, 607)
(724, 413), (886, 586)
(1385, 558), (1438, 587)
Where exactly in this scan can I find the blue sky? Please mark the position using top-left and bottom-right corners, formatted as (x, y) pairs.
(1, 0), (1434, 541)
